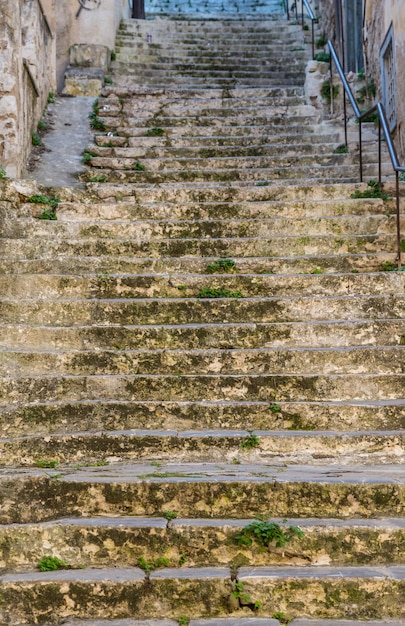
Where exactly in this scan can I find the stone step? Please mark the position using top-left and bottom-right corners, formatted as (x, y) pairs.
(111, 58), (308, 71)
(1, 463), (404, 522)
(1, 428), (404, 466)
(88, 143), (344, 160)
(0, 253), (397, 276)
(0, 516), (404, 571)
(6, 213), (404, 241)
(1, 293), (403, 326)
(2, 565), (403, 624)
(86, 182), (394, 204)
(2, 399), (404, 437)
(56, 197), (390, 222)
(2, 344), (405, 376)
(0, 272), (404, 300)
(1, 233), (398, 258)
(1, 319), (404, 351)
(1, 373), (404, 405)
(102, 86), (306, 99)
(113, 133), (342, 148)
(109, 76), (306, 88)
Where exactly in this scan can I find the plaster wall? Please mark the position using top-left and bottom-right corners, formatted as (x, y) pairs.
(55, 0), (132, 92)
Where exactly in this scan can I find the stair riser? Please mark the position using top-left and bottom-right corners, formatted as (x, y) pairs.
(1, 374), (404, 404)
(2, 320), (404, 351)
(1, 431), (404, 466)
(1, 295), (403, 325)
(1, 521), (403, 570)
(2, 401), (404, 436)
(1, 478), (404, 522)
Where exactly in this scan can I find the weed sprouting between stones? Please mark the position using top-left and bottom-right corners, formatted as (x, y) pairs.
(137, 556), (170, 574)
(28, 194), (59, 210)
(31, 131), (42, 146)
(39, 209), (57, 220)
(132, 160), (146, 171)
(0, 166), (7, 179)
(36, 460), (58, 468)
(207, 258), (237, 273)
(177, 616), (190, 626)
(333, 144), (348, 154)
(272, 611), (292, 625)
(235, 519), (304, 549)
(240, 433), (260, 450)
(197, 287), (243, 298)
(162, 510), (178, 521)
(47, 92), (55, 104)
(38, 556), (68, 571)
(89, 99), (107, 131)
(146, 127), (165, 137)
(351, 179), (391, 201)
(231, 581), (262, 610)
(314, 51), (330, 62)
(270, 403), (281, 413)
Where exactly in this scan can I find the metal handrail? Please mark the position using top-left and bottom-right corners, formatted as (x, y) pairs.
(328, 40), (404, 267)
(289, 0), (316, 59)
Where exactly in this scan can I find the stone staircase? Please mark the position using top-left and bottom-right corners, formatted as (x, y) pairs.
(0, 4), (405, 626)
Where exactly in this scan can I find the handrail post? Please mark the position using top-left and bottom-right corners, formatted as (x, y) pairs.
(378, 117), (382, 186)
(301, 0), (304, 26)
(359, 121), (363, 182)
(311, 19), (315, 59)
(343, 90), (348, 148)
(396, 171), (402, 269)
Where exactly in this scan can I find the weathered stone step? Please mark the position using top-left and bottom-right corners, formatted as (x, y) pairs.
(0, 253), (396, 276)
(1, 273), (405, 301)
(111, 59), (307, 72)
(3, 565), (403, 624)
(85, 165), (385, 185)
(17, 213), (401, 241)
(116, 133), (340, 149)
(90, 142), (341, 161)
(102, 86), (305, 99)
(1, 463), (404, 522)
(2, 399), (405, 436)
(87, 181), (394, 205)
(1, 516), (404, 571)
(57, 197), (389, 222)
(2, 319), (403, 351)
(115, 53), (307, 66)
(106, 113), (319, 129)
(1, 373), (404, 405)
(110, 76), (306, 88)
(1, 233), (398, 259)
(1, 294), (403, 326)
(1, 428), (404, 466)
(2, 344), (404, 376)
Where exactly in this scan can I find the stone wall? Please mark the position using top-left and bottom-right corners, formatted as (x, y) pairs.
(0, 0), (55, 178)
(0, 0), (131, 178)
(317, 0), (405, 161)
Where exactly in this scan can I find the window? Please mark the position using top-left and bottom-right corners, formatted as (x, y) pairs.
(381, 23), (396, 132)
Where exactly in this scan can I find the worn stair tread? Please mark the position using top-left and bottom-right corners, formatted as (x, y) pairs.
(2, 462), (404, 483)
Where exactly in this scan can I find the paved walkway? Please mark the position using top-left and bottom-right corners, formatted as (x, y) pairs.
(26, 95), (95, 188)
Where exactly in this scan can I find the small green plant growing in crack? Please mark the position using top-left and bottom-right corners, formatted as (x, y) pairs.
(132, 160), (146, 171)
(39, 209), (57, 220)
(321, 79), (339, 104)
(240, 433), (260, 450)
(177, 616), (190, 626)
(110, 51), (116, 61)
(272, 611), (292, 625)
(137, 556), (170, 574)
(31, 131), (42, 146)
(38, 555), (68, 571)
(162, 510), (178, 521)
(207, 258), (237, 273)
(89, 99), (107, 131)
(104, 76), (113, 85)
(28, 194), (59, 211)
(47, 92), (55, 104)
(316, 33), (327, 48)
(350, 179), (391, 201)
(197, 287), (243, 298)
(37, 119), (48, 131)
(381, 261), (397, 272)
(270, 403), (281, 413)
(311, 268), (324, 274)
(82, 150), (95, 165)
(256, 179), (269, 186)
(36, 460), (58, 468)
(315, 51), (329, 62)
(235, 519), (304, 549)
(333, 143), (348, 154)
(146, 127), (165, 137)
(0, 166), (7, 179)
(231, 581), (262, 610)
(89, 175), (107, 183)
